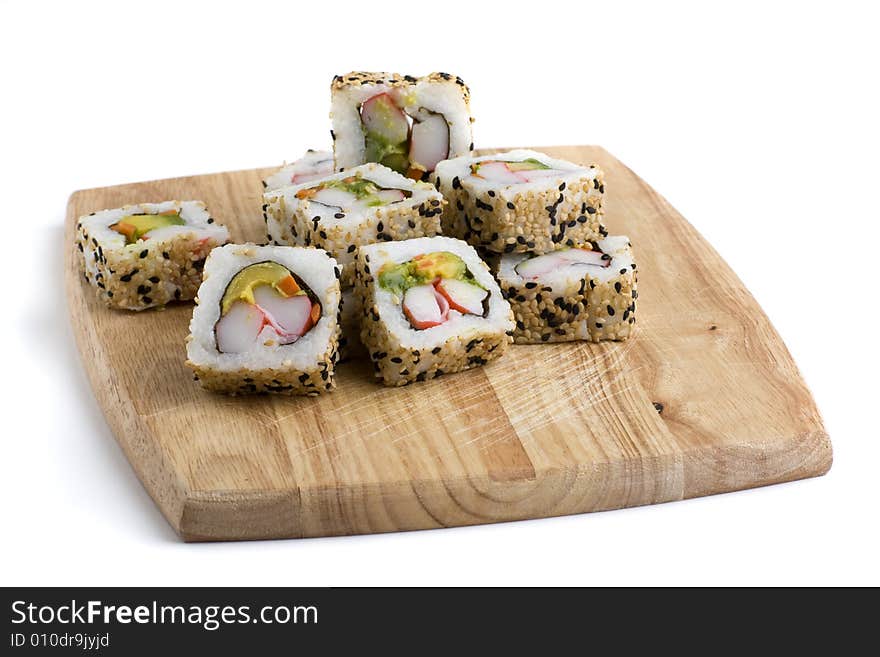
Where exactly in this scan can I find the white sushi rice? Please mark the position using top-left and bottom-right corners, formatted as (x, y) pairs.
(186, 244), (341, 374)
(356, 236), (513, 385)
(262, 149), (334, 192)
(331, 71), (472, 172)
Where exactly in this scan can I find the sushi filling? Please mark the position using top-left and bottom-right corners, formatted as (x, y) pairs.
(470, 157), (570, 185)
(214, 261), (321, 353)
(360, 93), (450, 179)
(109, 210), (185, 244)
(288, 151), (334, 185)
(514, 245), (612, 280)
(295, 172), (412, 211)
(378, 251), (488, 329)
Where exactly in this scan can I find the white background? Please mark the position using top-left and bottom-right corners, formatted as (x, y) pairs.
(2, 0), (878, 586)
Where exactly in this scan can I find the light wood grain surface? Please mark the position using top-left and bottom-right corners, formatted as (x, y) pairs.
(63, 145), (831, 541)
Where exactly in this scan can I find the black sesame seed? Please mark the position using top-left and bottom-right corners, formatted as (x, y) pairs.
(207, 218), (214, 224)
(614, 282), (622, 293)
(516, 320), (525, 330)
(586, 206), (597, 214)
(488, 190), (495, 197)
(431, 347), (442, 355)
(558, 182), (566, 191)
(408, 219), (416, 229)
(377, 221), (384, 232)
(142, 296), (152, 304)
(577, 215), (587, 223)
(620, 268), (627, 275)
(517, 235), (526, 244)
(149, 276), (160, 284)
(541, 333), (550, 342)
(607, 305), (615, 316)
(525, 282), (538, 289)
(452, 176), (461, 189)
(347, 244), (356, 253)
(390, 357), (402, 364)
(139, 249), (148, 258)
(334, 213), (345, 219)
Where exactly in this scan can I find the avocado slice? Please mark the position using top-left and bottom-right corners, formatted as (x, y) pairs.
(110, 211), (184, 244)
(364, 134), (410, 174)
(411, 252), (468, 281)
(220, 261), (303, 315)
(506, 158), (551, 172)
(360, 93), (411, 174)
(378, 251), (480, 295)
(326, 175), (380, 199)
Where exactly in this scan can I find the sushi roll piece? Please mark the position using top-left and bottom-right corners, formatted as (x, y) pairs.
(434, 149), (606, 255)
(186, 244), (342, 395)
(331, 71), (473, 180)
(497, 236), (637, 344)
(262, 149), (334, 192)
(263, 163), (445, 287)
(355, 236), (514, 386)
(76, 200), (229, 311)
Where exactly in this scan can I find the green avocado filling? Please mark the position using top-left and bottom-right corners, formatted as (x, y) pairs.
(109, 211), (184, 244)
(220, 261), (304, 315)
(378, 251), (481, 296)
(303, 173), (411, 207)
(472, 157), (551, 175)
(325, 175), (380, 199)
(360, 93), (411, 174)
(364, 133), (409, 175)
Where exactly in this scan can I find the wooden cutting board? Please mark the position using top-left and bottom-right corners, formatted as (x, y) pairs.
(64, 145), (831, 541)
